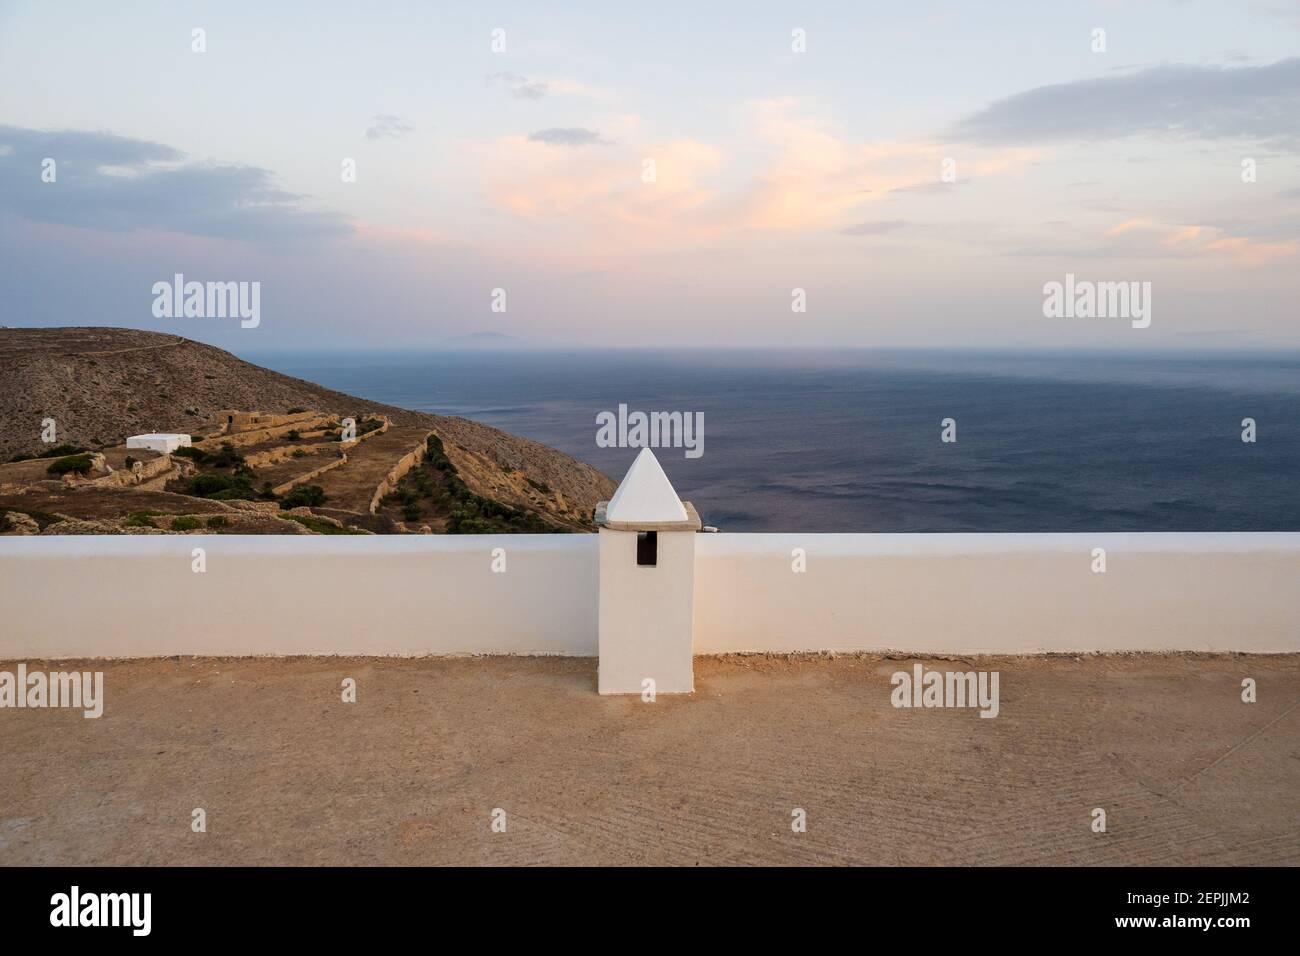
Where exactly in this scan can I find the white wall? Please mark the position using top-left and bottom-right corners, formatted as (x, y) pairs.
(0, 536), (597, 658)
(1, 532), (1296, 659)
(694, 533), (1300, 654)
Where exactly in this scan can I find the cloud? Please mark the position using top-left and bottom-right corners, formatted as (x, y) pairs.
(0, 125), (351, 241)
(888, 180), (964, 195)
(1005, 216), (1298, 265)
(486, 72), (548, 100)
(479, 133), (722, 242)
(478, 100), (1038, 251)
(527, 127), (609, 147)
(841, 220), (909, 235)
(365, 114), (414, 140)
(950, 57), (1300, 146)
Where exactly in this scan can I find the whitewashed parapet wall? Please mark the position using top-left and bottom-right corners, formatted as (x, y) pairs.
(692, 532), (1300, 655)
(0, 532), (1296, 659)
(0, 536), (598, 659)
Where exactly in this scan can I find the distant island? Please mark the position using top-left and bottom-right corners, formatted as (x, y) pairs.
(0, 328), (614, 536)
(441, 331), (522, 349)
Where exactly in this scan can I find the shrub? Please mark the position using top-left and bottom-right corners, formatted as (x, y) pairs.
(186, 473), (255, 500)
(287, 407), (306, 414)
(12, 444), (85, 462)
(123, 512), (157, 528)
(279, 484), (326, 509)
(173, 445), (209, 462)
(286, 429), (301, 441)
(46, 454), (95, 476)
(281, 514), (366, 535)
(206, 515), (229, 528)
(188, 473), (236, 496)
(208, 442), (245, 469)
(170, 515), (201, 531)
(209, 488), (253, 501)
(291, 449), (306, 458)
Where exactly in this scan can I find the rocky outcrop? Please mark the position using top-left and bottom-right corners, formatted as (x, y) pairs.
(0, 511), (40, 535)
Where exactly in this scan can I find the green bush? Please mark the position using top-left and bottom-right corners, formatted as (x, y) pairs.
(46, 454), (95, 476)
(207, 442), (245, 469)
(44, 444), (87, 459)
(286, 429), (301, 441)
(173, 445), (208, 462)
(206, 515), (229, 528)
(14, 444), (86, 462)
(287, 407), (306, 414)
(123, 512), (157, 528)
(209, 488), (254, 501)
(281, 514), (366, 535)
(279, 484), (326, 509)
(186, 473), (255, 500)
(170, 515), (201, 531)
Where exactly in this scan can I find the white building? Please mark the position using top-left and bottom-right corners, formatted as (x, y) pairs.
(125, 433), (192, 454)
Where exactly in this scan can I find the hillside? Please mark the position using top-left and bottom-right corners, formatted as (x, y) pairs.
(0, 327), (615, 532)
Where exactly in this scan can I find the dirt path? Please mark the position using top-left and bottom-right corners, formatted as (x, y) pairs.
(62, 336), (187, 357)
(1, 654), (1294, 866)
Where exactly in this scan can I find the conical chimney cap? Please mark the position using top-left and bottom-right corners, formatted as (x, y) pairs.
(598, 448), (700, 530)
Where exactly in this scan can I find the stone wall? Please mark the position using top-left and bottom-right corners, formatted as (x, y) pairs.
(89, 452), (179, 489)
(341, 417), (391, 449)
(244, 443), (337, 469)
(367, 432), (434, 514)
(272, 454), (349, 496)
(204, 414), (338, 451)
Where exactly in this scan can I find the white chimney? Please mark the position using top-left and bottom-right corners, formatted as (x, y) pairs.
(595, 448), (701, 695)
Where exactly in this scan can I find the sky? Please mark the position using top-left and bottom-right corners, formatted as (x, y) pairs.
(0, 0), (1298, 350)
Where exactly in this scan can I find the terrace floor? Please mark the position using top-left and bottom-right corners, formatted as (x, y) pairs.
(1, 654), (1295, 866)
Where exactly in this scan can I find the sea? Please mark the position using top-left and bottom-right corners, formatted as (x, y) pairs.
(244, 349), (1300, 533)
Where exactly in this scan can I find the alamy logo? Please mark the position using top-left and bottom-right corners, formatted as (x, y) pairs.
(1042, 272), (1151, 329)
(50, 886), (151, 936)
(890, 664), (999, 718)
(0, 664), (103, 718)
(152, 273), (260, 328)
(596, 403), (704, 459)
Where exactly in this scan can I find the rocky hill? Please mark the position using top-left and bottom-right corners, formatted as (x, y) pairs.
(0, 327), (615, 531)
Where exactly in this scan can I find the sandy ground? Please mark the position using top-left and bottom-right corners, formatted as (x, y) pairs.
(1, 654), (1295, 866)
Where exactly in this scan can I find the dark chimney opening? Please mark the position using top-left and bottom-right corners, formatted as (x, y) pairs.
(636, 531), (658, 567)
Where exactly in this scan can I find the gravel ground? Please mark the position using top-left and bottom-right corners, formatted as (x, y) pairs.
(1, 653), (1295, 866)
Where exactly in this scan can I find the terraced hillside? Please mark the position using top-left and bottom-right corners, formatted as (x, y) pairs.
(0, 328), (615, 534)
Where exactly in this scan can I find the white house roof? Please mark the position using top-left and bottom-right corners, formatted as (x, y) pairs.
(128, 433), (190, 441)
(605, 448), (689, 524)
